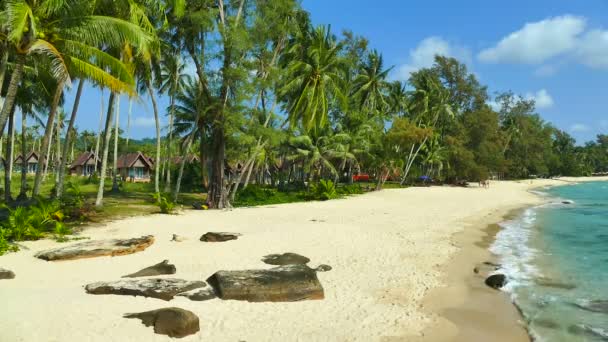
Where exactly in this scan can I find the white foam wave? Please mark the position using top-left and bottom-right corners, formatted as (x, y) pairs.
(490, 208), (542, 293)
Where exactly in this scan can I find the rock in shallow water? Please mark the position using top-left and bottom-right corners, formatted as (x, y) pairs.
(0, 267), (15, 279)
(485, 274), (507, 289)
(122, 260), (177, 278)
(35, 236), (154, 261)
(199, 232), (240, 242)
(207, 264), (324, 302)
(85, 278), (206, 301)
(262, 253), (310, 265)
(124, 307), (200, 338)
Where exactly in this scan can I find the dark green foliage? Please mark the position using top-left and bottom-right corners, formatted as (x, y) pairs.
(233, 185), (307, 207)
(309, 180), (338, 201)
(153, 193), (176, 214)
(0, 199), (69, 254)
(337, 184), (364, 195)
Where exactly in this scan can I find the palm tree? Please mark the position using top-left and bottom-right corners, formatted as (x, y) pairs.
(172, 78), (212, 194)
(159, 54), (190, 192)
(287, 134), (337, 183)
(352, 50), (391, 118)
(280, 25), (345, 134)
(1, 0), (152, 197)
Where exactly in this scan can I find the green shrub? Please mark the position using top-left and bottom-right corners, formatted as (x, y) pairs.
(0, 199), (69, 251)
(310, 180), (338, 201)
(53, 222), (73, 242)
(233, 185), (306, 207)
(3, 206), (42, 240)
(338, 184), (364, 195)
(153, 193), (176, 214)
(0, 228), (18, 255)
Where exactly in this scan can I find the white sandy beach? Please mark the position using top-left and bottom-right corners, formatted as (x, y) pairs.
(0, 178), (604, 342)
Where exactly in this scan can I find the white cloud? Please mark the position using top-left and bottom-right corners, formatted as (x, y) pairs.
(131, 116), (156, 128)
(575, 29), (608, 69)
(525, 89), (554, 109)
(534, 65), (559, 77)
(395, 37), (472, 80)
(478, 16), (586, 64)
(570, 123), (590, 132)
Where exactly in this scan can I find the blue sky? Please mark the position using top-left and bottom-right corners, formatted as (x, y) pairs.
(61, 0), (608, 143)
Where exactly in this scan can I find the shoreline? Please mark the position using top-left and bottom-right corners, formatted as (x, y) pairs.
(2, 178), (608, 341)
(415, 204), (535, 342)
(416, 177), (608, 342)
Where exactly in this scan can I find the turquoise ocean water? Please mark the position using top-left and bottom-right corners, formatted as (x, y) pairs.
(491, 181), (608, 341)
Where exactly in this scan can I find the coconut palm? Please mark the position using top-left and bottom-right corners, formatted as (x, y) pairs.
(159, 54), (190, 192)
(172, 78), (213, 193)
(0, 0), (153, 197)
(280, 25), (345, 134)
(352, 50), (391, 118)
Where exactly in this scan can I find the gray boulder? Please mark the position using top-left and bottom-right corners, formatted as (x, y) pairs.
(207, 264), (324, 302)
(177, 288), (217, 302)
(85, 278), (206, 301)
(35, 236), (154, 261)
(262, 253), (310, 265)
(122, 260), (177, 278)
(200, 232), (240, 242)
(0, 267), (15, 280)
(485, 274), (507, 289)
(124, 307), (200, 338)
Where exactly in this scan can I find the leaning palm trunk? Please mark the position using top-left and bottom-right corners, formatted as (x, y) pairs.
(94, 90), (104, 172)
(42, 120), (54, 182)
(33, 81), (65, 196)
(147, 84), (161, 194)
(0, 54), (25, 142)
(173, 135), (194, 202)
(112, 95), (120, 192)
(229, 140), (267, 201)
(95, 93), (117, 207)
(54, 105), (62, 184)
(164, 96), (175, 193)
(0, 50), (9, 92)
(17, 110), (28, 200)
(400, 137), (428, 186)
(9, 113), (15, 176)
(57, 80), (84, 198)
(126, 98), (132, 149)
(4, 107), (15, 202)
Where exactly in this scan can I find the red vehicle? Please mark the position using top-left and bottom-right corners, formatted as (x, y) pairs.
(352, 173), (370, 182)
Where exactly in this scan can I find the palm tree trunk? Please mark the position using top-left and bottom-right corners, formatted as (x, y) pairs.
(94, 90), (104, 172)
(33, 81), (64, 196)
(4, 106), (15, 202)
(112, 95), (120, 192)
(56, 79), (84, 198)
(173, 135), (194, 202)
(199, 134), (208, 189)
(17, 109), (28, 200)
(42, 111), (56, 182)
(0, 54), (25, 141)
(95, 93), (117, 207)
(126, 98), (132, 149)
(147, 84), (161, 194)
(9, 114), (15, 176)
(164, 95), (175, 193)
(0, 49), (9, 99)
(54, 107), (62, 184)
